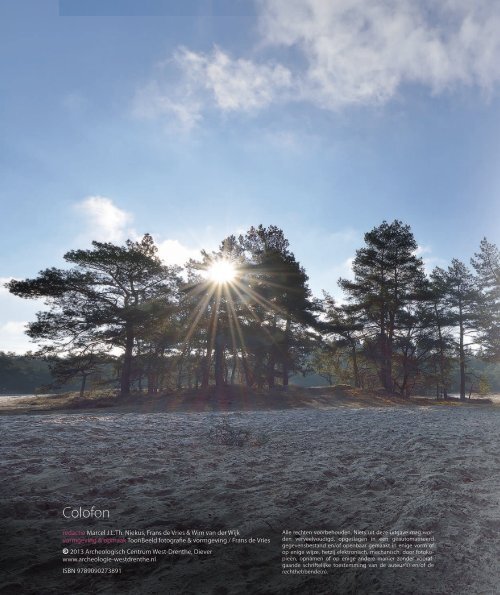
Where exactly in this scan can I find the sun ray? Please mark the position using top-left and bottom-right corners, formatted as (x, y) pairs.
(179, 255), (296, 388)
(232, 277), (289, 318)
(181, 284), (217, 346)
(230, 280), (279, 346)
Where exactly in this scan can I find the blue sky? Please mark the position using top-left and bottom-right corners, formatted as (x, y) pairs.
(1, 0), (500, 352)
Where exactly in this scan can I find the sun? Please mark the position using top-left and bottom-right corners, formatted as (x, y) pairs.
(208, 260), (236, 284)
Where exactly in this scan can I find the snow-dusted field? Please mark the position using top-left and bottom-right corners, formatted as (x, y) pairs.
(1, 404), (499, 594)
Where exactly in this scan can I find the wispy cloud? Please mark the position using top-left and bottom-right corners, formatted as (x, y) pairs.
(75, 196), (134, 244)
(135, 0), (500, 129)
(175, 46), (292, 111)
(134, 46), (293, 130)
(415, 245), (432, 256)
(133, 80), (203, 133)
(258, 0), (500, 109)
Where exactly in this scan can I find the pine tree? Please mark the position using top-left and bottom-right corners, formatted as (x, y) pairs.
(339, 220), (426, 394)
(8, 234), (181, 396)
(238, 225), (317, 388)
(320, 293), (364, 388)
(431, 260), (481, 400)
(471, 238), (500, 362)
(426, 272), (456, 398)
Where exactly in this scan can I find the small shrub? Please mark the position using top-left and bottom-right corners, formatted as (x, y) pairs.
(207, 417), (271, 447)
(208, 417), (251, 446)
(249, 431), (271, 447)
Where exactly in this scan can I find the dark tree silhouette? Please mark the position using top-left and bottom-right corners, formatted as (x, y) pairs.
(5, 221), (499, 398)
(431, 260), (481, 400)
(339, 220), (427, 394)
(471, 238), (500, 362)
(8, 234), (181, 396)
(238, 225), (318, 388)
(320, 293), (364, 388)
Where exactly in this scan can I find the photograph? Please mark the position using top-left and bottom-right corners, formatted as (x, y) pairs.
(1, 1), (499, 594)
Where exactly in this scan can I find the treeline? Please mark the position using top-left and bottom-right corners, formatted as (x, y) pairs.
(6, 221), (500, 399)
(0, 352), (53, 394)
(0, 351), (117, 395)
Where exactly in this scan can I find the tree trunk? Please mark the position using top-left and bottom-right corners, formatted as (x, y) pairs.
(267, 315), (277, 388)
(282, 316), (291, 386)
(459, 300), (466, 400)
(256, 354), (264, 389)
(147, 371), (157, 395)
(351, 341), (360, 388)
(177, 355), (184, 390)
(202, 348), (212, 389)
(230, 352), (237, 384)
(214, 332), (225, 388)
(378, 333), (393, 392)
(203, 303), (218, 388)
(79, 373), (87, 399)
(386, 341), (394, 393)
(282, 366), (289, 387)
(241, 351), (253, 387)
(267, 353), (275, 388)
(121, 322), (134, 396)
(434, 302), (448, 400)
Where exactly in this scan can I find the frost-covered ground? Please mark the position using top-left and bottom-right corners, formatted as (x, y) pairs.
(1, 404), (499, 594)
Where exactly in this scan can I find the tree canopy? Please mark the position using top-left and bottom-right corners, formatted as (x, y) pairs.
(8, 234), (181, 395)
(6, 222), (499, 399)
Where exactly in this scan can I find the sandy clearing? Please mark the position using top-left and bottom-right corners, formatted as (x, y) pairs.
(0, 385), (494, 416)
(0, 403), (499, 594)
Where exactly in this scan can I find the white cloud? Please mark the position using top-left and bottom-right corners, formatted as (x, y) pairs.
(0, 321), (32, 354)
(74, 196), (210, 267)
(414, 244), (432, 257)
(2, 321), (27, 334)
(134, 46), (293, 129)
(175, 46), (292, 111)
(74, 196), (209, 266)
(156, 238), (201, 266)
(1, 208), (204, 353)
(136, 0), (500, 128)
(257, 0), (500, 108)
(0, 279), (49, 354)
(75, 196), (133, 244)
